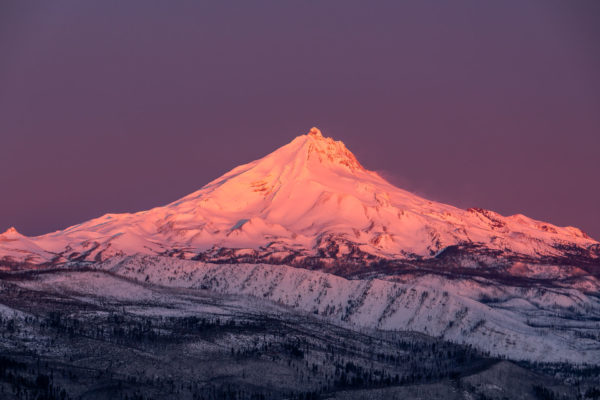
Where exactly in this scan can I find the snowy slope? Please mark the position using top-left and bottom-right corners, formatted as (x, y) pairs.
(99, 255), (600, 363)
(1, 127), (598, 270)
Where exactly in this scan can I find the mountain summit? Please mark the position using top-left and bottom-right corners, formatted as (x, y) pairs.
(1, 128), (598, 271)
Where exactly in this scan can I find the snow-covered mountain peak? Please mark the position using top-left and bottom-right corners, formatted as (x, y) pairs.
(162, 129), (380, 234)
(1, 227), (21, 238)
(175, 128), (374, 210)
(285, 127), (366, 173)
(0, 127), (598, 270)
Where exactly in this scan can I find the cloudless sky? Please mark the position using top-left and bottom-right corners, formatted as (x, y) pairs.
(1, 0), (599, 239)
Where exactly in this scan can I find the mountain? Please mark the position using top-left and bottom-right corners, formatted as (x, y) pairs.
(1, 128), (600, 365)
(1, 127), (598, 271)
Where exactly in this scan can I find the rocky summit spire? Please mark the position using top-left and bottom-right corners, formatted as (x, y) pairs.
(300, 127), (365, 172)
(308, 127), (323, 137)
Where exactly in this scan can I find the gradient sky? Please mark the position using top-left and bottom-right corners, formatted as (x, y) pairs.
(1, 0), (599, 239)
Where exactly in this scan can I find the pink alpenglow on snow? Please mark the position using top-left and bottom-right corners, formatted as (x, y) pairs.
(0, 128), (597, 267)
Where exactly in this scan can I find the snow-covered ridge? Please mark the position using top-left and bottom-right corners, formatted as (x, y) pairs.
(1, 127), (597, 272)
(98, 255), (600, 363)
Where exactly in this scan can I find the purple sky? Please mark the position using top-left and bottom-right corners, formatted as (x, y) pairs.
(1, 1), (599, 239)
